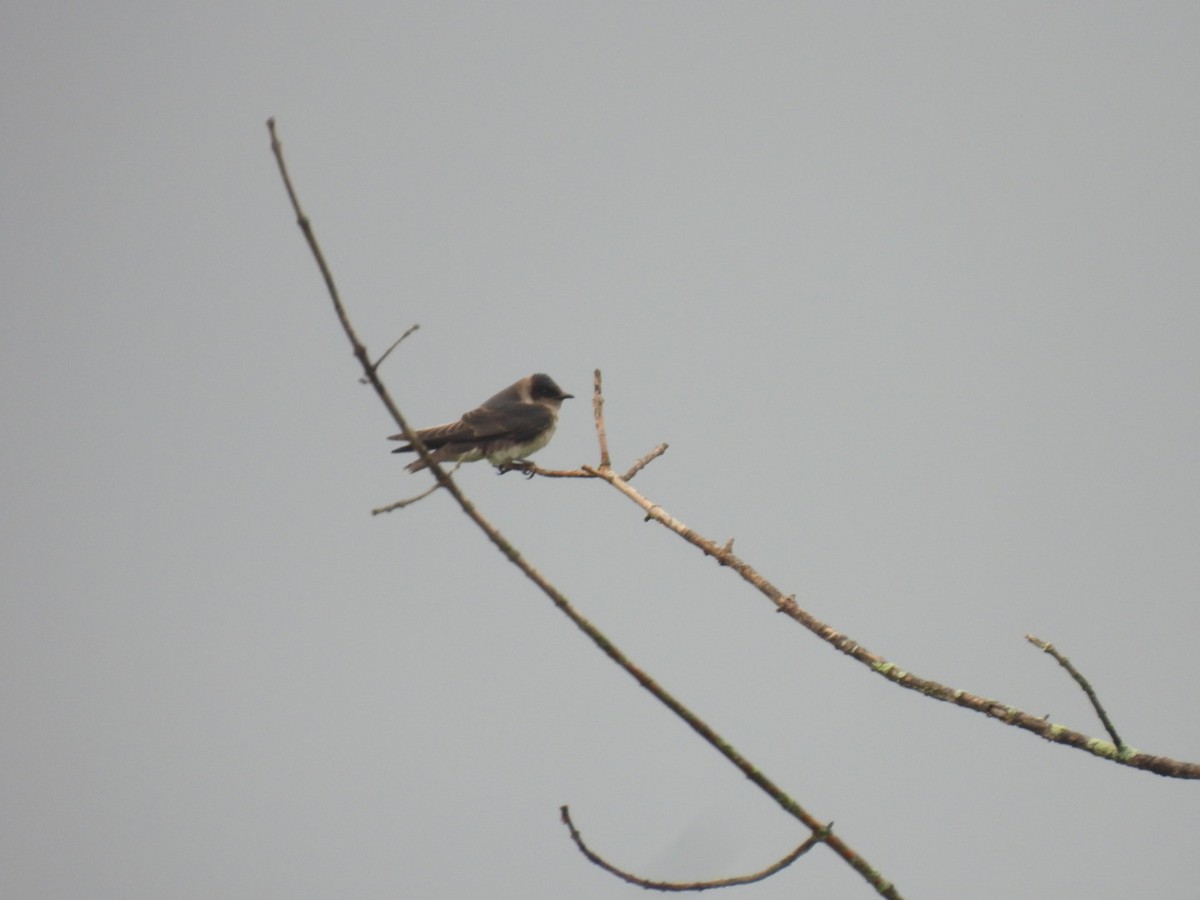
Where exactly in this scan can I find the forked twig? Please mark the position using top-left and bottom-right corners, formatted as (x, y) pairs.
(512, 465), (593, 478)
(267, 118), (441, 484)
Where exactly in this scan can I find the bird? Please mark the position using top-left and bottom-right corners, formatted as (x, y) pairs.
(389, 373), (573, 473)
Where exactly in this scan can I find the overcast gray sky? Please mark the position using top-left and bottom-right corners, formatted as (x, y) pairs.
(4, 3), (1199, 898)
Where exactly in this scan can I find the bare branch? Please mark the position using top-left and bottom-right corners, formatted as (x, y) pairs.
(587, 370), (668, 480)
(513, 465), (594, 478)
(1026, 634), (1126, 750)
(267, 118), (444, 482)
(372, 482), (441, 514)
(592, 369), (612, 470)
(488, 445), (667, 481)
(582, 464), (1200, 780)
(372, 462), (463, 515)
(267, 118), (904, 898)
(623, 443), (669, 480)
(559, 805), (830, 891)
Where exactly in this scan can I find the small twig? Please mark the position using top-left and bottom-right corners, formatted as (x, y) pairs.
(372, 482), (441, 514)
(360, 323), (419, 382)
(592, 369), (612, 470)
(559, 805), (830, 892)
(622, 443), (669, 480)
(371, 462), (462, 514)
(1026, 635), (1126, 750)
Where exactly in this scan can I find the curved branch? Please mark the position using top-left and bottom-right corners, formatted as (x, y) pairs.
(559, 805), (829, 891)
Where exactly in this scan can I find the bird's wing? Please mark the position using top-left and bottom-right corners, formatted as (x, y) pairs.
(389, 402), (552, 450)
(458, 402), (553, 441)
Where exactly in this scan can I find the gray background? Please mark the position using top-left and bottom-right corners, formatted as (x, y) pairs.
(4, 4), (1199, 898)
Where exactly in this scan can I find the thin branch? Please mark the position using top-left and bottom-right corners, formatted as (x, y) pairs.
(496, 446), (666, 482)
(592, 369), (612, 470)
(624, 443), (669, 480)
(268, 120), (364, 366)
(513, 465), (594, 478)
(360, 323), (419, 382)
(267, 118), (442, 483)
(580, 463), (1200, 780)
(1025, 634), (1125, 750)
(371, 462), (462, 515)
(559, 805), (829, 892)
(267, 119), (903, 898)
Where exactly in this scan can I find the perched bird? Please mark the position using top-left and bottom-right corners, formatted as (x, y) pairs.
(389, 373), (573, 473)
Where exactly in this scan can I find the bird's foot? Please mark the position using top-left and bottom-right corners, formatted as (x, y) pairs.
(497, 460), (537, 478)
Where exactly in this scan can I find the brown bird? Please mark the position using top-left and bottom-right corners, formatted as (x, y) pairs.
(389, 373), (573, 473)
